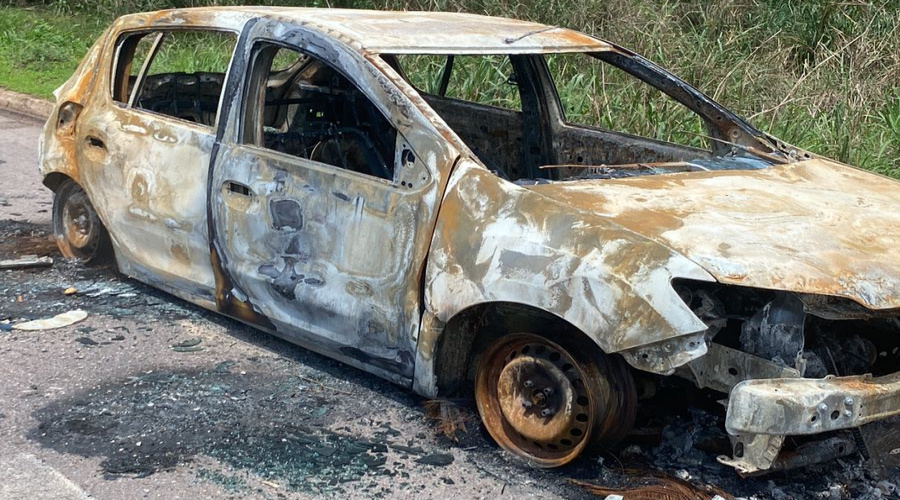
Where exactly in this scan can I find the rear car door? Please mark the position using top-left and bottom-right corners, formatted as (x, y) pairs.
(74, 28), (237, 300)
(210, 20), (456, 383)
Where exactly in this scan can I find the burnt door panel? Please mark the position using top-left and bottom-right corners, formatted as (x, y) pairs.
(212, 144), (426, 381)
(76, 97), (218, 303)
(209, 21), (456, 384)
(73, 29), (237, 304)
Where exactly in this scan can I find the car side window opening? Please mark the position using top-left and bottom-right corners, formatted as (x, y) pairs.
(111, 30), (237, 127)
(390, 54), (530, 179)
(243, 44), (398, 182)
(399, 54), (522, 110)
(111, 32), (156, 104)
(542, 52), (781, 181)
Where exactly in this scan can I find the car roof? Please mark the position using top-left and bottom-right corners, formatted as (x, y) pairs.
(121, 7), (613, 54)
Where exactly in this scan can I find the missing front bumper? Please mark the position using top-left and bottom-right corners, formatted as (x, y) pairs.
(718, 372), (900, 474)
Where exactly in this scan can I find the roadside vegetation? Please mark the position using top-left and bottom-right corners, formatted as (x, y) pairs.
(1, 0), (897, 177)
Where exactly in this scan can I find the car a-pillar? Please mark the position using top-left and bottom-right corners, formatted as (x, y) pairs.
(431, 301), (637, 467)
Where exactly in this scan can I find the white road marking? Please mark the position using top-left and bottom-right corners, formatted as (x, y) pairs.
(0, 453), (93, 500)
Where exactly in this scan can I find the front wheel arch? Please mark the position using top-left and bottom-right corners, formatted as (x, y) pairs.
(432, 302), (566, 397)
(431, 302), (637, 466)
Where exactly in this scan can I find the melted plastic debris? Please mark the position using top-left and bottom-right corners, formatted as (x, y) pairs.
(13, 309), (87, 330)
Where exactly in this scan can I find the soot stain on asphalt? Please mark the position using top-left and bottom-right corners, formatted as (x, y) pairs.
(28, 363), (427, 496)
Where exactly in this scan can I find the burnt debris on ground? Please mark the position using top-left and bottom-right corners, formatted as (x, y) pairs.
(30, 365), (443, 496)
(26, 360), (591, 498)
(0, 220), (218, 328)
(564, 379), (899, 500)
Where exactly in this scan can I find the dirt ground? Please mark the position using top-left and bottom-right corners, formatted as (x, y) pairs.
(1, 108), (897, 500)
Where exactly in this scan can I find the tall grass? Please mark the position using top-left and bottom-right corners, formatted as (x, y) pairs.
(0, 7), (105, 97)
(399, 54), (522, 110)
(1, 0), (898, 177)
(148, 30), (236, 73)
(372, 0), (900, 177)
(547, 53), (709, 149)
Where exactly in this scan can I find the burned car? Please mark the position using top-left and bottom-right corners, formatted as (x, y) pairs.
(39, 7), (899, 475)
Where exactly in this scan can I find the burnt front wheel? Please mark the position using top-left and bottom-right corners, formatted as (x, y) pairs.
(475, 333), (636, 467)
(52, 179), (112, 264)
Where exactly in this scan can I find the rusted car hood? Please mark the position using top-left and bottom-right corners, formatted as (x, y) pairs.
(526, 159), (900, 310)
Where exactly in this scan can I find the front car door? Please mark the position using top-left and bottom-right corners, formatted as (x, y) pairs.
(211, 19), (457, 384)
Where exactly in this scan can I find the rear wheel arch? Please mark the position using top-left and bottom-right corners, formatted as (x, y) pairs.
(43, 172), (73, 193)
(51, 177), (113, 264)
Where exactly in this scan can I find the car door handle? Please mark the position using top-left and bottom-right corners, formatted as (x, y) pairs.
(225, 181), (254, 197)
(86, 135), (107, 151)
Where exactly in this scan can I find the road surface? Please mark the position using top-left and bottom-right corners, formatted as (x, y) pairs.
(0, 108), (585, 500)
(1, 108), (893, 500)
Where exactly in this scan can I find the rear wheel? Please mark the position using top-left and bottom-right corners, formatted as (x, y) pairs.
(52, 179), (112, 264)
(474, 332), (636, 467)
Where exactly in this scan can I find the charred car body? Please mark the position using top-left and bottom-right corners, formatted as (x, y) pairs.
(39, 7), (900, 475)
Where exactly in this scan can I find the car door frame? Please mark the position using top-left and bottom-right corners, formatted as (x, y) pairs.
(73, 25), (240, 308)
(208, 17), (461, 385)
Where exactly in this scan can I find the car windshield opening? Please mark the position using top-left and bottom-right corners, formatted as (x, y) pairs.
(385, 51), (777, 184)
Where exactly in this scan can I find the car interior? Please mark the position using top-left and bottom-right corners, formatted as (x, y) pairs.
(135, 72), (226, 127)
(256, 50), (397, 181)
(382, 52), (773, 183)
(113, 30), (773, 185)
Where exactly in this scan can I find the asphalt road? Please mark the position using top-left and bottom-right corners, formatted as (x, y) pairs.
(0, 110), (51, 225)
(0, 108), (591, 500)
(1, 108), (894, 500)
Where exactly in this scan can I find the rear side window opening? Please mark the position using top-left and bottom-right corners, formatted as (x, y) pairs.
(111, 29), (237, 128)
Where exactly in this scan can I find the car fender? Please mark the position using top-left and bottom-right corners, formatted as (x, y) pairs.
(39, 26), (112, 187)
(415, 160), (715, 396)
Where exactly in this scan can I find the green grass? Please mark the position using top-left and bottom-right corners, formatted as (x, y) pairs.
(0, 7), (106, 98)
(546, 53), (709, 149)
(1, 0), (898, 178)
(148, 31), (236, 74)
(399, 54), (523, 110)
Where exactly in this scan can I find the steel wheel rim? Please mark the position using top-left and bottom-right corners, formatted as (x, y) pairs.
(475, 333), (609, 467)
(56, 187), (101, 261)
